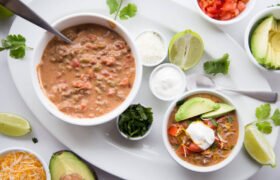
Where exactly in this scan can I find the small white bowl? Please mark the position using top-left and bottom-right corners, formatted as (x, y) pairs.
(244, 7), (280, 74)
(149, 63), (186, 101)
(162, 89), (244, 172)
(0, 147), (50, 179)
(195, 0), (256, 26)
(31, 13), (142, 126)
(135, 29), (168, 67)
(116, 116), (153, 141)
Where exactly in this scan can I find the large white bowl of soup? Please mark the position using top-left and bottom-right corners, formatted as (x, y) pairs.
(162, 90), (244, 172)
(31, 13), (142, 126)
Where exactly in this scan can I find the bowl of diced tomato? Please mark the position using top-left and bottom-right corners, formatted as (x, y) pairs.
(196, 0), (256, 25)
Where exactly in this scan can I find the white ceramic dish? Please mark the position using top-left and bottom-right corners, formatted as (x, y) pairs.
(162, 89), (244, 172)
(135, 29), (167, 67)
(244, 6), (280, 74)
(0, 147), (51, 180)
(149, 63), (186, 101)
(7, 0), (278, 179)
(31, 13), (143, 126)
(116, 115), (153, 141)
(195, 0), (256, 26)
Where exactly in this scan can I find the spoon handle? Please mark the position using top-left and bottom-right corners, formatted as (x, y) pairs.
(219, 88), (278, 103)
(0, 0), (72, 44)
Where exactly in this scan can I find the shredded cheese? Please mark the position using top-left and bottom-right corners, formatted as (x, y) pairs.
(0, 151), (46, 180)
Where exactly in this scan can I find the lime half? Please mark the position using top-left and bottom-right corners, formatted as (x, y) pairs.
(0, 113), (31, 137)
(0, 5), (13, 19)
(168, 30), (204, 71)
(244, 123), (276, 167)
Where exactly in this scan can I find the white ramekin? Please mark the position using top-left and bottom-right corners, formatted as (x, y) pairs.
(0, 147), (50, 179)
(244, 7), (280, 74)
(195, 0), (256, 26)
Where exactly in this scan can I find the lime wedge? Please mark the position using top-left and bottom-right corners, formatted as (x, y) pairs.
(0, 113), (31, 137)
(244, 123), (276, 167)
(0, 5), (13, 19)
(168, 30), (204, 71)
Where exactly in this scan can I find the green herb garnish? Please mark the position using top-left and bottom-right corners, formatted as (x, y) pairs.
(32, 137), (38, 144)
(271, 109), (280, 126)
(210, 118), (218, 127)
(256, 121), (272, 134)
(118, 104), (153, 138)
(106, 0), (137, 20)
(0, 34), (29, 59)
(253, 103), (280, 134)
(256, 103), (271, 120)
(204, 53), (230, 75)
(226, 116), (234, 123)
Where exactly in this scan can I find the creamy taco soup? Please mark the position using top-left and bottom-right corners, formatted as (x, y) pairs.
(37, 24), (135, 118)
(168, 94), (239, 166)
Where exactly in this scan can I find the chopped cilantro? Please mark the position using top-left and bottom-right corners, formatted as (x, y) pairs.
(106, 0), (137, 20)
(118, 104), (153, 138)
(0, 34), (28, 59)
(256, 121), (272, 134)
(256, 103), (271, 120)
(271, 109), (280, 126)
(32, 137), (38, 144)
(203, 53), (230, 75)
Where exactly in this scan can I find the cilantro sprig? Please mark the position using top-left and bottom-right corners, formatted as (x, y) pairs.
(106, 0), (137, 20)
(204, 53), (230, 76)
(0, 34), (29, 59)
(254, 103), (280, 134)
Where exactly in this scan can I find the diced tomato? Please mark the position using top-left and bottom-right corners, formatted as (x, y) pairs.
(168, 124), (184, 137)
(176, 144), (190, 157)
(237, 1), (246, 12)
(203, 119), (217, 129)
(187, 143), (203, 153)
(198, 0), (248, 21)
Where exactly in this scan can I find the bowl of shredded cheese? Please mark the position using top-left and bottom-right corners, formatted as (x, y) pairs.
(0, 147), (50, 180)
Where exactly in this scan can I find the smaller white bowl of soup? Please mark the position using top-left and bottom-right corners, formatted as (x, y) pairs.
(32, 13), (142, 126)
(0, 147), (50, 179)
(162, 90), (244, 172)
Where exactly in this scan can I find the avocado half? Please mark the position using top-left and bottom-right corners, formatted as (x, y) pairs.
(49, 151), (96, 180)
(175, 97), (220, 122)
(250, 16), (280, 69)
(201, 103), (235, 119)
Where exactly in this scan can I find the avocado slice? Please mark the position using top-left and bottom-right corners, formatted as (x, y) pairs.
(250, 16), (280, 69)
(49, 151), (96, 180)
(175, 97), (220, 122)
(250, 16), (275, 64)
(201, 103), (235, 119)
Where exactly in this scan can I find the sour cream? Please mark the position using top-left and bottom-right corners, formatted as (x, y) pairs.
(150, 64), (186, 101)
(186, 121), (215, 150)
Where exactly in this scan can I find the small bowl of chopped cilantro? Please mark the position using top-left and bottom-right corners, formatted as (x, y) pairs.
(117, 104), (153, 141)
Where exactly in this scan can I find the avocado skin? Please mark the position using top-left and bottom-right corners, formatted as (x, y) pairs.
(201, 103), (235, 119)
(49, 150), (96, 180)
(175, 97), (219, 122)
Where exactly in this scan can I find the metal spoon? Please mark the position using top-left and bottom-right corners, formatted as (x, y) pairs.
(0, 0), (72, 44)
(186, 74), (278, 103)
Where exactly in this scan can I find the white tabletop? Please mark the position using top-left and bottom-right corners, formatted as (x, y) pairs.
(0, 0), (279, 179)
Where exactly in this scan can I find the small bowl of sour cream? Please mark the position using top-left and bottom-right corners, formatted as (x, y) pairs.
(136, 30), (167, 67)
(149, 63), (186, 101)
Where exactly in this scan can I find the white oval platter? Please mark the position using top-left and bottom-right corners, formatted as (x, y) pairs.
(7, 0), (279, 179)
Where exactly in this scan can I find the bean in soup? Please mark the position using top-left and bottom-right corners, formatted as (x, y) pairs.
(37, 24), (135, 118)
(168, 94), (238, 166)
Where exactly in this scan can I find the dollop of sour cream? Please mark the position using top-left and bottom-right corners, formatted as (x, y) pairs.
(186, 121), (215, 150)
(150, 66), (185, 100)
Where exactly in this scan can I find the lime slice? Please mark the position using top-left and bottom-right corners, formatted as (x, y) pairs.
(168, 30), (204, 71)
(244, 123), (276, 167)
(0, 113), (31, 137)
(0, 5), (13, 19)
